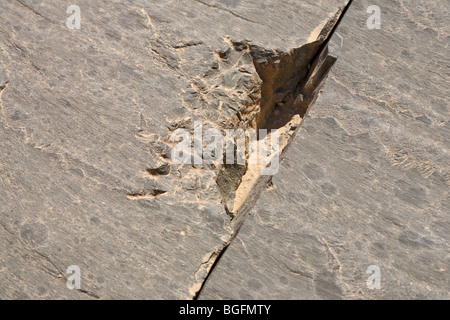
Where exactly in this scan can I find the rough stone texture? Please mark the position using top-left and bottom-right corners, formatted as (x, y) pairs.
(200, 0), (449, 299)
(0, 0), (352, 299)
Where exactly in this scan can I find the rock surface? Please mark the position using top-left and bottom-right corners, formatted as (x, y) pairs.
(0, 0), (355, 299)
(200, 0), (449, 299)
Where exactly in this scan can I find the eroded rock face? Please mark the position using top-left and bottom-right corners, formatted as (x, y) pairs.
(200, 0), (449, 299)
(0, 0), (351, 299)
(1, 0), (447, 300)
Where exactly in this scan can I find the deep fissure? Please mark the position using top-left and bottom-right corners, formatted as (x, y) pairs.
(197, 0), (354, 299)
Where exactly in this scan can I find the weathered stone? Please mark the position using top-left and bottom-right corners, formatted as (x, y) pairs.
(200, 0), (449, 300)
(0, 0), (351, 299)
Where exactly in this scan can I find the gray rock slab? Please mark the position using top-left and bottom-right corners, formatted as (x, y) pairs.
(200, 0), (449, 299)
(0, 0), (349, 299)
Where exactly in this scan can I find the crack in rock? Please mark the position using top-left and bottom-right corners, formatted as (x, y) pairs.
(128, 0), (354, 300)
(194, 0), (354, 299)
